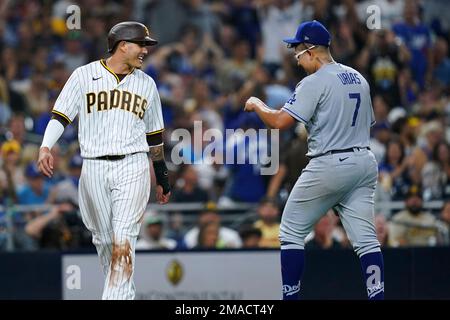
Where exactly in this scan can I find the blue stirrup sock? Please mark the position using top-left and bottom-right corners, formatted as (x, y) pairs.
(280, 249), (304, 300)
(359, 251), (385, 300)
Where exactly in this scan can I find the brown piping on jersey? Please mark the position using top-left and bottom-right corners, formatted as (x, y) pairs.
(51, 112), (70, 127)
(51, 110), (72, 125)
(100, 59), (135, 84)
(100, 59), (120, 83)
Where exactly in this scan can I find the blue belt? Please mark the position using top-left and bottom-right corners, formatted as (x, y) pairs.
(309, 147), (370, 159)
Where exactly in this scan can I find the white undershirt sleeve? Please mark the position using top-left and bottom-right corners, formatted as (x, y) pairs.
(40, 119), (65, 149)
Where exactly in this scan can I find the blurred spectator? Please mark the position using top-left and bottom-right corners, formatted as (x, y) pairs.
(370, 121), (391, 164)
(44, 144), (67, 186)
(172, 164), (209, 205)
(17, 162), (51, 206)
(378, 139), (414, 200)
(227, 0), (261, 57)
(266, 123), (308, 202)
(375, 214), (390, 247)
(397, 67), (419, 110)
(439, 201), (450, 244)
(0, 77), (12, 126)
(21, 70), (49, 118)
(136, 213), (177, 250)
(253, 197), (280, 248)
(24, 201), (89, 250)
(432, 37), (450, 87)
(391, 115), (418, 156)
(422, 142), (450, 200)
(48, 61), (70, 94)
(58, 31), (88, 73)
(306, 211), (342, 250)
(0, 139), (25, 200)
(256, 0), (308, 71)
(392, 0), (432, 88)
(183, 208), (242, 249)
(6, 113), (27, 145)
(166, 212), (187, 247)
(193, 160), (228, 202)
(422, 0), (450, 35)
(218, 38), (256, 93)
(330, 20), (356, 67)
(185, 0), (221, 37)
(357, 29), (411, 108)
(49, 153), (82, 205)
(0, 47), (19, 82)
(194, 220), (222, 249)
(389, 185), (440, 247)
(145, 0), (190, 45)
(0, 216), (8, 251)
(412, 120), (444, 183)
(83, 15), (108, 61)
(239, 224), (262, 248)
(188, 78), (223, 132)
(220, 113), (268, 203)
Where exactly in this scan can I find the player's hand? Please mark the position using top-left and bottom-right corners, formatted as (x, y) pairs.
(244, 96), (262, 112)
(37, 147), (54, 178)
(156, 185), (171, 204)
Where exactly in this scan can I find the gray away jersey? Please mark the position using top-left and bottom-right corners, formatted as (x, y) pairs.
(282, 62), (375, 157)
(52, 59), (164, 158)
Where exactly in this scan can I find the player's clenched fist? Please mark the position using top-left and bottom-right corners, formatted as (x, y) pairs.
(156, 185), (171, 204)
(37, 147), (54, 178)
(244, 96), (263, 112)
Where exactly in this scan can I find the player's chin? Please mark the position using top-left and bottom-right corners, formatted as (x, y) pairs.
(134, 58), (144, 69)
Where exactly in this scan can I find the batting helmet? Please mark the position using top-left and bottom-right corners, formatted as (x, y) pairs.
(107, 21), (158, 53)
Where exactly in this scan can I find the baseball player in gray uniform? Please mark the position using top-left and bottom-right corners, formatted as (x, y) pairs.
(245, 20), (384, 300)
(37, 21), (171, 300)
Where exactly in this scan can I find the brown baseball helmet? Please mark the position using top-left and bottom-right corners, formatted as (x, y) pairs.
(107, 21), (158, 53)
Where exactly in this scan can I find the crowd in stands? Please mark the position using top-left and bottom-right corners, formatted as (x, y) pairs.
(0, 0), (450, 251)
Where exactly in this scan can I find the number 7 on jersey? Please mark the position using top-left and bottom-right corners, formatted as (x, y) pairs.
(349, 92), (361, 127)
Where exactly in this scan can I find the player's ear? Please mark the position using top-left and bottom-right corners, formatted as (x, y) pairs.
(307, 50), (314, 61)
(118, 41), (128, 53)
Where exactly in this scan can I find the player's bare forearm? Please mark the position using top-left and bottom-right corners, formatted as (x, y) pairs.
(244, 96), (279, 128)
(149, 144), (164, 162)
(244, 96), (295, 130)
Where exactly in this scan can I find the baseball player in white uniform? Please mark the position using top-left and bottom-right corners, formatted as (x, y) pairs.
(245, 20), (384, 300)
(38, 21), (171, 300)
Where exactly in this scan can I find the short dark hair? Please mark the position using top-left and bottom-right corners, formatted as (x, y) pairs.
(239, 225), (262, 240)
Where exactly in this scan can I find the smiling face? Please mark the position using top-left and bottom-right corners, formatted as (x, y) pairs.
(119, 41), (148, 69)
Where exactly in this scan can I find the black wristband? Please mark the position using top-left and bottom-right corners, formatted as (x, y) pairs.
(153, 160), (170, 194)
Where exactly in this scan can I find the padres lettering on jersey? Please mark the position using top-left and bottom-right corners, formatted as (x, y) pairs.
(86, 90), (147, 119)
(52, 59), (164, 158)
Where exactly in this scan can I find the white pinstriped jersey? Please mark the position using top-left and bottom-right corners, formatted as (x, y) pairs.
(53, 59), (164, 158)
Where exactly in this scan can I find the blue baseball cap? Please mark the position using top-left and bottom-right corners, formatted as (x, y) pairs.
(283, 20), (331, 48)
